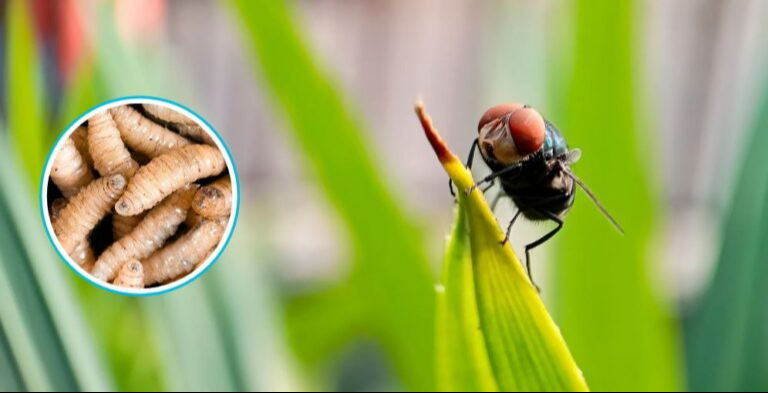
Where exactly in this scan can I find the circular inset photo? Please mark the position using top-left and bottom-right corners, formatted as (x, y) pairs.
(41, 97), (239, 296)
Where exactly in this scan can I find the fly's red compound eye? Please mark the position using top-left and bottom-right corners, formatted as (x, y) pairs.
(507, 107), (545, 156)
(477, 102), (524, 132)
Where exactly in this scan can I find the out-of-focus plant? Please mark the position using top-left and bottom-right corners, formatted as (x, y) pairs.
(6, 0), (46, 183)
(550, 0), (683, 391)
(0, 1), (112, 390)
(418, 104), (588, 392)
(228, 0), (436, 390)
(684, 74), (768, 392)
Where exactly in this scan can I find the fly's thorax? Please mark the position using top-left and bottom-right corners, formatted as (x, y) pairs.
(542, 121), (569, 159)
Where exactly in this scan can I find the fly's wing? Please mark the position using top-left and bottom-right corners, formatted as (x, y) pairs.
(563, 165), (625, 235)
(565, 148), (582, 165)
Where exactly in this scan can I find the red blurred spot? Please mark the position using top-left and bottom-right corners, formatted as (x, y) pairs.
(115, 0), (166, 42)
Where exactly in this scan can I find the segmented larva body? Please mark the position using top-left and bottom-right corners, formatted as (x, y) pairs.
(192, 177), (232, 218)
(185, 210), (204, 228)
(50, 198), (68, 223)
(51, 137), (94, 198)
(53, 174), (127, 255)
(71, 240), (95, 269)
(176, 123), (216, 146)
(92, 184), (199, 282)
(116, 145), (226, 216)
(142, 104), (195, 125)
(110, 105), (191, 158)
(71, 125), (93, 167)
(113, 260), (145, 289)
(88, 111), (139, 178)
(143, 218), (226, 286)
(112, 212), (146, 240)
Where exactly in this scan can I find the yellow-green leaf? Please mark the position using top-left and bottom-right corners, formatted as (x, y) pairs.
(418, 103), (588, 392)
(436, 206), (497, 392)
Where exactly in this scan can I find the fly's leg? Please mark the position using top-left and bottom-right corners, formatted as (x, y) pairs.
(500, 209), (524, 245)
(524, 209), (564, 292)
(450, 139), (480, 199)
(490, 191), (504, 212)
(466, 164), (522, 195)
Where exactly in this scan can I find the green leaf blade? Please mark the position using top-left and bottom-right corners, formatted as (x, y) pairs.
(436, 207), (497, 392)
(551, 0), (683, 390)
(418, 103), (589, 392)
(6, 0), (47, 184)
(229, 1), (436, 389)
(684, 75), (768, 392)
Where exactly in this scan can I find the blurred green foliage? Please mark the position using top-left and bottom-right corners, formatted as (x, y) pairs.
(684, 74), (768, 392)
(229, 0), (436, 390)
(551, 0), (683, 391)
(6, 0), (46, 183)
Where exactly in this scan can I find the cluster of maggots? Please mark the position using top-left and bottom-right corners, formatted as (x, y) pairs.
(47, 103), (233, 290)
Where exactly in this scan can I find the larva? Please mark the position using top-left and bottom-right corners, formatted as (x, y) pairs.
(92, 184), (199, 282)
(142, 104), (216, 145)
(51, 137), (94, 198)
(71, 240), (95, 269)
(50, 198), (68, 223)
(70, 125), (93, 167)
(110, 105), (191, 158)
(112, 212), (146, 240)
(53, 174), (127, 255)
(143, 218), (226, 286)
(115, 144), (226, 216)
(185, 210), (204, 228)
(142, 104), (195, 125)
(192, 177), (232, 218)
(176, 123), (216, 146)
(113, 260), (145, 289)
(88, 111), (139, 178)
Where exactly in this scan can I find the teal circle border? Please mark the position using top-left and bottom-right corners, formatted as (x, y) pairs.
(39, 95), (241, 297)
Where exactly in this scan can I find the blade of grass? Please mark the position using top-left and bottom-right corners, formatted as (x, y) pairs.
(0, 135), (114, 391)
(0, 322), (25, 391)
(417, 103), (589, 392)
(206, 214), (303, 391)
(684, 75), (768, 392)
(436, 206), (497, 392)
(0, 137), (76, 391)
(228, 0), (436, 389)
(6, 0), (47, 184)
(550, 0), (682, 390)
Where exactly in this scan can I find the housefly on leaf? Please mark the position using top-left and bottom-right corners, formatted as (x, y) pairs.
(455, 103), (623, 290)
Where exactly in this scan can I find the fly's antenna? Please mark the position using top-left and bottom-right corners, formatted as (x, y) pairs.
(563, 167), (625, 235)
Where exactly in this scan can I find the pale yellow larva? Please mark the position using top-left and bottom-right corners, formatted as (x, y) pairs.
(142, 104), (196, 125)
(115, 145), (226, 216)
(50, 198), (68, 223)
(143, 218), (226, 286)
(113, 260), (145, 289)
(51, 137), (94, 198)
(70, 125), (93, 167)
(88, 111), (139, 178)
(53, 174), (127, 256)
(112, 212), (146, 240)
(71, 240), (95, 270)
(91, 184), (199, 282)
(192, 176), (232, 219)
(110, 105), (191, 158)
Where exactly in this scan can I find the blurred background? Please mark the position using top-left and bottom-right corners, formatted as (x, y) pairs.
(0, 0), (767, 391)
